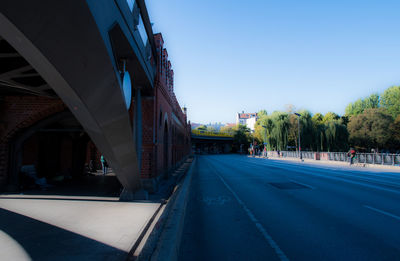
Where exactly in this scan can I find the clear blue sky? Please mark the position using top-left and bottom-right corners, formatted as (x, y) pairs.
(146, 0), (400, 124)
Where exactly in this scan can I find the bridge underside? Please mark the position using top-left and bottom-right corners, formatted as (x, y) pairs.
(0, 0), (155, 195)
(191, 136), (233, 154)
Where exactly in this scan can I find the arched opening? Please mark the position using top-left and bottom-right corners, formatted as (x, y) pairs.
(7, 111), (122, 196)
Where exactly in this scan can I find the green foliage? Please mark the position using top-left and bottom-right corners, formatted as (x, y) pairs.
(390, 115), (400, 151)
(312, 113), (325, 151)
(381, 86), (400, 119)
(232, 124), (251, 152)
(258, 109), (268, 117)
(195, 125), (207, 131)
(270, 112), (290, 150)
(312, 113), (324, 125)
(322, 112), (340, 123)
(298, 110), (314, 151)
(220, 125), (234, 134)
(253, 110), (350, 152)
(248, 85), (399, 152)
(365, 93), (380, 108)
(345, 93), (380, 116)
(348, 108), (394, 151)
(207, 126), (216, 132)
(324, 120), (349, 152)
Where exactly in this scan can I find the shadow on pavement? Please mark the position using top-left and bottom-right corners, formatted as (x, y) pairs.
(0, 208), (127, 261)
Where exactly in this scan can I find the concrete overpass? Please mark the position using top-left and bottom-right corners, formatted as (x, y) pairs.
(0, 0), (191, 199)
(191, 130), (233, 154)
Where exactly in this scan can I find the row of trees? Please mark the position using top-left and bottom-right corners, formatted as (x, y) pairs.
(345, 86), (400, 151)
(253, 110), (349, 152)
(227, 85), (400, 153)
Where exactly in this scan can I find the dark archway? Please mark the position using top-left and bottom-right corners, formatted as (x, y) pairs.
(7, 111), (89, 191)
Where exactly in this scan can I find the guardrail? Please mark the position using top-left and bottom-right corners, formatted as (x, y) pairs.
(191, 129), (234, 138)
(266, 151), (400, 166)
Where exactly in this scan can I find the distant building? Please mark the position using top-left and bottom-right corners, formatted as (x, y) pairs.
(191, 123), (202, 130)
(246, 117), (257, 131)
(236, 111), (258, 131)
(225, 123), (236, 128)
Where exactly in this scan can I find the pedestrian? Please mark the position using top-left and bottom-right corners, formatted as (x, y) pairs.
(347, 148), (356, 165)
(89, 159), (95, 172)
(101, 155), (108, 175)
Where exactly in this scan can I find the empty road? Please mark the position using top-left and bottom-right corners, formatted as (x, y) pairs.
(179, 155), (400, 261)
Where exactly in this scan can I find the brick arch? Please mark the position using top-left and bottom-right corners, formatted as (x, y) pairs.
(0, 96), (66, 189)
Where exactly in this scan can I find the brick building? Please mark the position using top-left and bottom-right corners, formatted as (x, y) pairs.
(0, 32), (191, 193)
(137, 33), (191, 191)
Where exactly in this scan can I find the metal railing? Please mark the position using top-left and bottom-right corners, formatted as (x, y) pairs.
(267, 151), (400, 166)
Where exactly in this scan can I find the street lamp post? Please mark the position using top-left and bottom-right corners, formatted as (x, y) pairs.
(294, 113), (302, 160)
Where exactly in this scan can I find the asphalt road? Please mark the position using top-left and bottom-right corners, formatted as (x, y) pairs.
(178, 154), (400, 261)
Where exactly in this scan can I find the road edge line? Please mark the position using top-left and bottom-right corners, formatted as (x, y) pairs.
(209, 161), (290, 261)
(136, 156), (196, 261)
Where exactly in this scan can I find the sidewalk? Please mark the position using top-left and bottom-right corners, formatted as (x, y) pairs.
(0, 157), (195, 261)
(250, 155), (400, 172)
(0, 194), (160, 261)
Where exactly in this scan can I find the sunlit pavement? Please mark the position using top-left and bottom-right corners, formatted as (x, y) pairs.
(251, 155), (400, 172)
(179, 154), (400, 260)
(0, 195), (160, 260)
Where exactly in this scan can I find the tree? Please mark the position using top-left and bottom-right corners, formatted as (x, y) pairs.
(207, 126), (216, 132)
(298, 110), (314, 151)
(312, 113), (325, 151)
(347, 108), (394, 151)
(220, 125), (234, 134)
(364, 93), (380, 109)
(288, 114), (299, 149)
(270, 111), (290, 151)
(322, 112), (340, 124)
(254, 110), (269, 143)
(233, 124), (251, 152)
(324, 120), (348, 152)
(389, 115), (400, 152)
(259, 117), (275, 151)
(345, 93), (380, 116)
(258, 109), (268, 117)
(381, 86), (400, 119)
(195, 125), (207, 131)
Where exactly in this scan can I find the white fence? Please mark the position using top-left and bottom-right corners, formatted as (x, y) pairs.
(265, 151), (400, 166)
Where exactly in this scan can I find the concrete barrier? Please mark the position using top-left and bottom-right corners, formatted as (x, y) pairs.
(136, 157), (196, 261)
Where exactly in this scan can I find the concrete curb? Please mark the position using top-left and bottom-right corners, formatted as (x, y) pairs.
(135, 156), (196, 261)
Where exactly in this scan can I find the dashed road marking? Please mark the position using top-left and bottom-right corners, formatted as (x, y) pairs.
(288, 179), (315, 190)
(198, 195), (231, 206)
(208, 162), (290, 261)
(364, 205), (400, 221)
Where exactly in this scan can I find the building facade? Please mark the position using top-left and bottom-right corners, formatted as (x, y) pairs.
(0, 0), (191, 195)
(236, 111), (258, 131)
(139, 33), (191, 191)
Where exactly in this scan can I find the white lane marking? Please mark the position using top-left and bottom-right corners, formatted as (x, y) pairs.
(210, 165), (290, 261)
(288, 179), (315, 190)
(364, 205), (400, 221)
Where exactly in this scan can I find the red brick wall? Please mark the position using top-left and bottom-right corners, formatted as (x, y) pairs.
(141, 97), (155, 178)
(85, 140), (102, 170)
(0, 96), (65, 188)
(137, 34), (192, 181)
